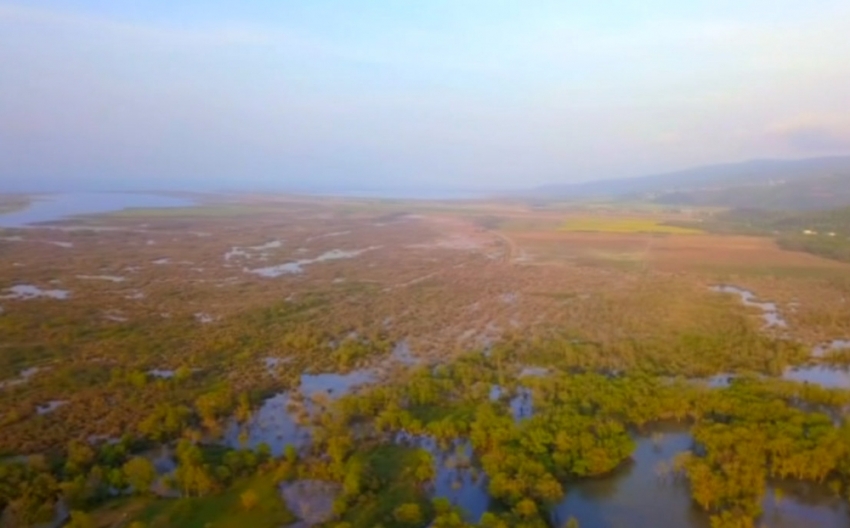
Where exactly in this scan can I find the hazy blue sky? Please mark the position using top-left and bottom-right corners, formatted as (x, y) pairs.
(2, 1), (849, 192)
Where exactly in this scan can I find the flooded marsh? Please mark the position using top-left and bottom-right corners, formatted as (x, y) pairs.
(2, 194), (850, 527)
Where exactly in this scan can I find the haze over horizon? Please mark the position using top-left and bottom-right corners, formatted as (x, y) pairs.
(2, 1), (850, 193)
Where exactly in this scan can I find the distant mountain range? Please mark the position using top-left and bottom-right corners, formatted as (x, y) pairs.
(533, 156), (850, 210)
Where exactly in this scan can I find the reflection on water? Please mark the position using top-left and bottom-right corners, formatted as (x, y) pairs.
(489, 385), (533, 421)
(547, 429), (850, 528)
(762, 481), (850, 528)
(702, 373), (734, 388)
(222, 392), (307, 456)
(813, 340), (850, 358)
(221, 366), (848, 527)
(550, 431), (706, 528)
(396, 433), (491, 523)
(145, 445), (177, 475)
(0, 193), (193, 228)
(783, 365), (850, 389)
(300, 369), (374, 397)
(223, 369), (374, 456)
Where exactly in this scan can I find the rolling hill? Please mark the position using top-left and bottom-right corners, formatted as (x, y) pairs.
(534, 156), (850, 210)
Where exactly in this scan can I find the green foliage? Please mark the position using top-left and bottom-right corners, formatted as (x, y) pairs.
(138, 404), (191, 442)
(677, 378), (850, 523)
(691, 206), (850, 262)
(393, 502), (423, 525)
(0, 459), (59, 525)
(65, 440), (97, 476)
(777, 233), (850, 263)
(125, 474), (294, 528)
(331, 445), (434, 528)
(123, 457), (157, 496)
(195, 388), (236, 430)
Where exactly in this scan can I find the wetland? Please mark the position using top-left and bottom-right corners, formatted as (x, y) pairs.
(1, 193), (850, 528)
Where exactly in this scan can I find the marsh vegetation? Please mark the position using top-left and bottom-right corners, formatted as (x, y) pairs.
(1, 194), (849, 527)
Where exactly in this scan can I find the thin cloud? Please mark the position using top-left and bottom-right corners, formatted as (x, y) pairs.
(2, 2), (850, 190)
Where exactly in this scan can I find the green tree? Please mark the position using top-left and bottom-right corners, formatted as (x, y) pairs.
(122, 457), (157, 495)
(65, 440), (96, 476)
(393, 503), (423, 525)
(513, 498), (538, 518)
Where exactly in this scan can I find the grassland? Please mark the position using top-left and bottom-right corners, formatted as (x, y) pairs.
(93, 475), (294, 528)
(559, 216), (703, 234)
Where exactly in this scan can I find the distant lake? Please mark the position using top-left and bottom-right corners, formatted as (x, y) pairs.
(297, 187), (491, 200)
(0, 193), (194, 228)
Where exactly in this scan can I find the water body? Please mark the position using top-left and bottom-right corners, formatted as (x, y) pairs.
(223, 369), (374, 456)
(783, 365), (850, 389)
(813, 340), (850, 358)
(221, 370), (847, 527)
(489, 385), (534, 421)
(224, 240), (284, 262)
(483, 382), (846, 527)
(262, 356), (292, 374)
(550, 431), (706, 528)
(296, 187), (488, 200)
(701, 373), (734, 388)
(0, 193), (194, 228)
(689, 365), (850, 391)
(710, 285), (787, 328)
(222, 392), (307, 456)
(247, 247), (380, 277)
(547, 429), (849, 528)
(391, 340), (419, 366)
(1, 284), (70, 300)
(300, 369), (374, 397)
(36, 400), (68, 415)
(761, 481), (850, 528)
(396, 433), (491, 523)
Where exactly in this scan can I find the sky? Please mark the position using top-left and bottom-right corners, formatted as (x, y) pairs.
(2, 1), (850, 192)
